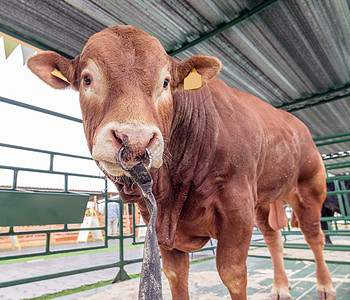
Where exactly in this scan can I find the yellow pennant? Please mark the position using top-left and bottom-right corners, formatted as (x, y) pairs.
(51, 68), (70, 84)
(184, 68), (202, 90)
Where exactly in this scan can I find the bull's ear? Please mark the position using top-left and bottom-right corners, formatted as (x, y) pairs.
(27, 51), (79, 90)
(173, 55), (221, 90)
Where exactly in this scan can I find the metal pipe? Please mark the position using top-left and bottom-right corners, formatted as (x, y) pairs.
(0, 244), (108, 262)
(0, 143), (93, 160)
(287, 93), (350, 112)
(0, 165), (104, 179)
(316, 137), (350, 147)
(0, 96), (82, 123)
(167, 0), (279, 56)
(277, 83), (350, 110)
(314, 131), (350, 142)
(248, 254), (350, 265)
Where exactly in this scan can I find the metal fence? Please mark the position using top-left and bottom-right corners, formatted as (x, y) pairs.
(0, 95), (141, 287)
(0, 95), (350, 291)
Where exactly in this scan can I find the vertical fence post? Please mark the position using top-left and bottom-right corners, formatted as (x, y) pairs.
(113, 198), (130, 282)
(46, 232), (51, 254)
(49, 154), (54, 172)
(132, 204), (137, 244)
(12, 169), (18, 190)
(104, 178), (109, 248)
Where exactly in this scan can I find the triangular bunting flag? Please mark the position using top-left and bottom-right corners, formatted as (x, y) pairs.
(3, 36), (19, 59)
(21, 45), (35, 65)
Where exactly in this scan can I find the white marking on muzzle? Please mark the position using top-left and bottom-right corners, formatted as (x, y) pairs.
(92, 122), (164, 176)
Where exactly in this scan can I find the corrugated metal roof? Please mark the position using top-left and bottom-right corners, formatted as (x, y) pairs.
(0, 0), (349, 174)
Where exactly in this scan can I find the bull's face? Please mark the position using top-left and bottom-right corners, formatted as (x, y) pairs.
(27, 26), (221, 182)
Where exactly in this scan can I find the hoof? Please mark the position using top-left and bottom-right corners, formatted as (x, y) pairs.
(270, 287), (291, 300)
(317, 286), (336, 300)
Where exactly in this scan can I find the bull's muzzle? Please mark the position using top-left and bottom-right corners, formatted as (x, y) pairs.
(92, 122), (164, 177)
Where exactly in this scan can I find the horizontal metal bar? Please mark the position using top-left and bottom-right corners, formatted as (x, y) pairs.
(326, 190), (350, 196)
(0, 188), (107, 198)
(0, 96), (82, 123)
(327, 175), (350, 182)
(326, 164), (350, 170)
(0, 255), (143, 288)
(250, 242), (350, 251)
(316, 137), (350, 147)
(0, 244), (108, 262)
(325, 161), (350, 168)
(0, 226), (106, 237)
(255, 228), (350, 235)
(320, 215), (350, 222)
(277, 83), (350, 109)
(0, 143), (93, 161)
(167, 0), (279, 56)
(314, 131), (350, 142)
(321, 231), (350, 235)
(287, 93), (350, 112)
(0, 261), (119, 288)
(134, 224), (147, 228)
(248, 254), (350, 265)
(0, 165), (104, 180)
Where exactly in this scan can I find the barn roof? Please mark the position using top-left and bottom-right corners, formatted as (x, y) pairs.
(0, 0), (349, 174)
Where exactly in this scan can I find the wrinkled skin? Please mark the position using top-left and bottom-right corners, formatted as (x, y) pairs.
(28, 25), (336, 299)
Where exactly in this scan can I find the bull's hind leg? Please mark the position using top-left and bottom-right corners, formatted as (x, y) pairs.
(256, 206), (291, 300)
(290, 170), (336, 300)
(160, 248), (190, 300)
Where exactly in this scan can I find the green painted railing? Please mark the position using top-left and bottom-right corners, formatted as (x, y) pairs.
(1, 94), (350, 291)
(0, 95), (138, 287)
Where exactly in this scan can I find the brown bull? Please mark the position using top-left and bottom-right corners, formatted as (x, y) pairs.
(28, 25), (335, 299)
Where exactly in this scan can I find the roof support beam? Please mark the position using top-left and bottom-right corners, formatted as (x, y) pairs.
(167, 0), (279, 56)
(276, 83), (350, 112)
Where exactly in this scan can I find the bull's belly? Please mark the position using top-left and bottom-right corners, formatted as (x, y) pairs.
(173, 233), (211, 253)
(171, 217), (216, 253)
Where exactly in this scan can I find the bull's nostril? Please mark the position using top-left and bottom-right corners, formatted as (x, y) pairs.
(112, 131), (123, 147)
(147, 133), (157, 150)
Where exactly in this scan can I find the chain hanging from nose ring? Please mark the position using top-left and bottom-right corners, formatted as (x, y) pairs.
(116, 146), (162, 300)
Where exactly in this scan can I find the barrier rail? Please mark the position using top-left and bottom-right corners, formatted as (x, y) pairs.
(0, 96), (137, 287)
(1, 95), (350, 291)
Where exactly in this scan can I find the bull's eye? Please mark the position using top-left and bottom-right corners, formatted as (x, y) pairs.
(163, 79), (169, 88)
(84, 75), (92, 86)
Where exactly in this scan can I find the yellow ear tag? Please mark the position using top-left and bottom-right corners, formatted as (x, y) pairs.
(184, 68), (202, 90)
(51, 68), (70, 84)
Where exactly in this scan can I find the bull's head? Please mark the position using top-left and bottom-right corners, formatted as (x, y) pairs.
(28, 25), (221, 187)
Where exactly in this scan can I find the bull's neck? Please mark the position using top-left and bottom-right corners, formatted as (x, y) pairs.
(168, 85), (218, 179)
(150, 85), (219, 249)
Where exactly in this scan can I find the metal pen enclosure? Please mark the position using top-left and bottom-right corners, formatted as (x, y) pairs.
(0, 0), (350, 291)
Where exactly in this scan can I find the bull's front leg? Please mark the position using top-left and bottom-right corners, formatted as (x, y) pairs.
(216, 202), (255, 299)
(160, 247), (190, 300)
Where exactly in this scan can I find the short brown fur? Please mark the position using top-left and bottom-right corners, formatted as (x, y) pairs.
(27, 25), (335, 299)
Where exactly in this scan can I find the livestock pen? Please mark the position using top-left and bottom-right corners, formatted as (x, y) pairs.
(1, 0), (350, 299)
(0, 94), (349, 298)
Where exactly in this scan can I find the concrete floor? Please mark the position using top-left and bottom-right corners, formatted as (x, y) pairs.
(1, 237), (349, 299)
